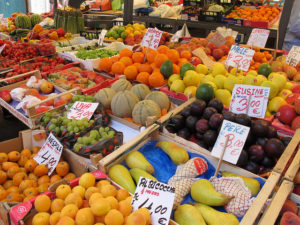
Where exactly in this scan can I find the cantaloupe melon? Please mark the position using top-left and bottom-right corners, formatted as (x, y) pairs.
(111, 91), (139, 118)
(94, 88), (116, 109)
(111, 79), (132, 92)
(132, 100), (161, 126)
(145, 91), (170, 111)
(131, 84), (151, 100)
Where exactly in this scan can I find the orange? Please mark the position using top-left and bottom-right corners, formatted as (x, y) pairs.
(38, 183), (50, 193)
(146, 50), (158, 63)
(111, 62), (126, 75)
(119, 48), (133, 58)
(6, 192), (23, 202)
(2, 162), (18, 171)
(3, 180), (13, 189)
(20, 149), (32, 158)
(110, 55), (120, 64)
(157, 45), (169, 54)
(56, 161), (69, 177)
(34, 164), (48, 177)
(0, 171), (7, 185)
(18, 155), (28, 167)
(253, 52), (264, 62)
(56, 184), (72, 200)
(38, 175), (50, 185)
(64, 173), (76, 182)
(24, 187), (39, 197)
(7, 186), (19, 194)
(180, 50), (192, 60)
(50, 174), (62, 184)
(173, 64), (180, 74)
(51, 198), (65, 213)
(132, 52), (145, 63)
(13, 172), (27, 186)
(119, 57), (133, 67)
(8, 151), (20, 162)
(34, 194), (51, 212)
(166, 49), (180, 63)
(79, 173), (95, 189)
(98, 58), (112, 72)
(124, 65), (138, 80)
(138, 63), (152, 73)
(19, 180), (35, 192)
(0, 153), (8, 163)
(178, 58), (188, 67)
(149, 72), (165, 87)
(0, 189), (7, 200)
(154, 54), (168, 68)
(7, 166), (20, 179)
(136, 72), (150, 85)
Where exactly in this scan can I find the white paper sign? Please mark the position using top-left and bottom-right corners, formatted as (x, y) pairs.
(286, 45), (300, 67)
(211, 120), (250, 164)
(98, 29), (107, 46)
(67, 101), (99, 120)
(1, 18), (8, 26)
(34, 133), (63, 175)
(229, 84), (270, 118)
(207, 31), (226, 47)
(132, 177), (175, 225)
(225, 45), (255, 71)
(0, 44), (6, 54)
(141, 28), (163, 50)
(247, 28), (270, 48)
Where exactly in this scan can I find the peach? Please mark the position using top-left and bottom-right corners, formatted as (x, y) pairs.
(271, 61), (283, 72)
(286, 66), (298, 80)
(293, 72), (300, 82)
(280, 211), (300, 225)
(280, 200), (298, 215)
(294, 170), (300, 184)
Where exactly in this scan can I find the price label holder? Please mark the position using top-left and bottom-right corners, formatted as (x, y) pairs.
(247, 28), (270, 48)
(229, 84), (270, 118)
(225, 45), (255, 72)
(211, 120), (250, 164)
(141, 28), (163, 50)
(34, 133), (63, 175)
(207, 31), (226, 47)
(132, 177), (175, 225)
(286, 45), (300, 67)
(98, 29), (107, 46)
(67, 101), (99, 120)
(0, 44), (6, 54)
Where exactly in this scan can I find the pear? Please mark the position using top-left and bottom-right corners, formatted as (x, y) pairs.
(191, 179), (232, 206)
(130, 168), (157, 184)
(174, 204), (206, 225)
(125, 151), (154, 174)
(156, 141), (189, 165)
(193, 203), (239, 225)
(108, 164), (136, 194)
(221, 171), (260, 196)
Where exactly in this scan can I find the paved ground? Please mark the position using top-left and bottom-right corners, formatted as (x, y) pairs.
(0, 107), (28, 142)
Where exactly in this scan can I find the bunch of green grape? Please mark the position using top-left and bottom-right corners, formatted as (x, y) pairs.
(73, 127), (116, 152)
(40, 111), (59, 127)
(48, 116), (94, 137)
(67, 95), (96, 108)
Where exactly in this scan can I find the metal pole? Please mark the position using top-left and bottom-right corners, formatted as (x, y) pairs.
(123, 0), (133, 25)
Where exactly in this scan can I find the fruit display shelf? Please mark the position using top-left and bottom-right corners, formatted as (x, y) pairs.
(0, 71), (81, 128)
(0, 129), (97, 225)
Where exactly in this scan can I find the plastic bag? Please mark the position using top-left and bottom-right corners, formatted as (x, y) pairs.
(133, 0), (149, 10)
(16, 95), (41, 113)
(26, 76), (44, 89)
(72, 126), (123, 158)
(10, 88), (27, 102)
(112, 0), (123, 10)
(100, 0), (112, 11)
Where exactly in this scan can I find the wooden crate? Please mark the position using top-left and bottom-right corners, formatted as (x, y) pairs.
(0, 70), (81, 128)
(284, 144), (300, 182)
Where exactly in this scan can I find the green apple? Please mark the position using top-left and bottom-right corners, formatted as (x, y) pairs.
(183, 70), (200, 87)
(168, 74), (180, 87)
(267, 96), (287, 114)
(278, 89), (292, 100)
(261, 80), (279, 99)
(195, 64), (209, 75)
(224, 75), (238, 92)
(212, 63), (226, 76)
(215, 89), (232, 107)
(214, 75), (226, 89)
(170, 79), (185, 93)
(243, 74), (257, 86)
(268, 72), (287, 91)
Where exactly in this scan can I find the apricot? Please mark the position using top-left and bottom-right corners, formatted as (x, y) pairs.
(88, 192), (103, 205)
(72, 186), (85, 199)
(32, 212), (50, 225)
(79, 173), (95, 189)
(60, 204), (78, 219)
(51, 198), (65, 213)
(135, 208), (151, 225)
(280, 199), (298, 215)
(49, 212), (61, 225)
(91, 198), (111, 216)
(126, 212), (147, 225)
(280, 211), (300, 225)
(101, 184), (117, 197)
(106, 196), (119, 209)
(96, 180), (110, 190)
(118, 199), (132, 217)
(104, 209), (124, 225)
(64, 192), (83, 208)
(85, 186), (100, 200)
(116, 189), (130, 201)
(75, 208), (94, 225)
(57, 216), (75, 225)
(56, 184), (71, 200)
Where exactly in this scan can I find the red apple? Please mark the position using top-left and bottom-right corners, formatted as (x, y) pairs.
(212, 48), (225, 61)
(292, 116), (300, 130)
(292, 84), (300, 93)
(190, 57), (202, 66)
(219, 45), (230, 54)
(0, 90), (11, 103)
(94, 76), (105, 84)
(277, 104), (297, 125)
(287, 93), (300, 105)
(199, 38), (207, 47)
(294, 97), (300, 114)
(207, 43), (217, 51)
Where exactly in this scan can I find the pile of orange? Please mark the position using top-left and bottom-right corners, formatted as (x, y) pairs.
(98, 45), (190, 88)
(248, 46), (273, 71)
(0, 148), (75, 203)
(30, 173), (151, 225)
(226, 6), (280, 22)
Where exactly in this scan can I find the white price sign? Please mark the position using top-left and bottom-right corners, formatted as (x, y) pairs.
(98, 29), (107, 46)
(141, 28), (163, 50)
(132, 177), (175, 225)
(34, 133), (63, 175)
(247, 28), (270, 48)
(225, 45), (255, 71)
(67, 101), (99, 120)
(286, 45), (300, 67)
(207, 31), (226, 47)
(211, 120), (250, 164)
(229, 84), (270, 118)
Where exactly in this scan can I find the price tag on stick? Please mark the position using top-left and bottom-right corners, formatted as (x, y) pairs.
(132, 177), (175, 225)
(286, 45), (300, 67)
(229, 84), (270, 118)
(211, 120), (250, 165)
(207, 31), (226, 47)
(67, 101), (99, 120)
(247, 28), (270, 48)
(98, 29), (107, 46)
(34, 133), (63, 175)
(226, 45), (255, 71)
(141, 28), (163, 50)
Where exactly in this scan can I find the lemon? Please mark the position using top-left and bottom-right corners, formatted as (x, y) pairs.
(256, 75), (267, 85)
(168, 74), (180, 87)
(170, 80), (185, 93)
(183, 71), (201, 87)
(247, 70), (258, 76)
(237, 75), (245, 84)
(214, 75), (226, 89)
(243, 74), (257, 86)
(278, 89), (292, 99)
(284, 82), (294, 90)
(195, 64), (209, 75)
(261, 80), (279, 99)
(215, 89), (232, 107)
(268, 73), (287, 91)
(198, 73), (206, 84)
(224, 75), (238, 92)
(203, 75), (215, 83)
(230, 68), (243, 76)
(184, 86), (197, 97)
(212, 63), (226, 76)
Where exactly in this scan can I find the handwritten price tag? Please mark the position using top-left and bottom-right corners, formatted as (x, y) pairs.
(286, 45), (300, 67)
(67, 101), (99, 120)
(225, 45), (255, 71)
(141, 28), (163, 50)
(229, 84), (270, 118)
(132, 177), (175, 225)
(211, 120), (250, 164)
(247, 28), (270, 48)
(207, 31), (226, 47)
(98, 29), (107, 46)
(34, 133), (63, 175)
